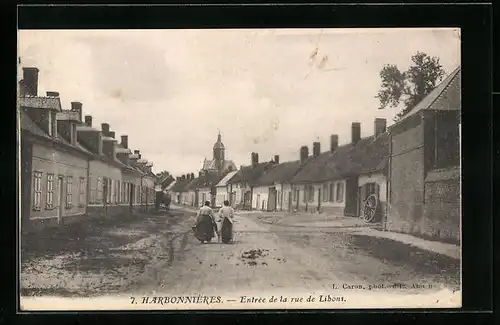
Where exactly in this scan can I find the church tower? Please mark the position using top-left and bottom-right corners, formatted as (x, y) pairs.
(213, 131), (225, 171)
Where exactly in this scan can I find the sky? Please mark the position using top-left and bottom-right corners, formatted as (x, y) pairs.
(18, 28), (460, 176)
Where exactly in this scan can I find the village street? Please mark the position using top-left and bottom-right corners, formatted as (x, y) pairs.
(21, 206), (460, 300)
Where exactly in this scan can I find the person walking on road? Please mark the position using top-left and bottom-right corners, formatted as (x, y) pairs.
(193, 201), (218, 243)
(218, 200), (235, 244)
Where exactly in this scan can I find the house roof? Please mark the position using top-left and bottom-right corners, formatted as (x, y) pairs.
(170, 178), (192, 192)
(202, 159), (237, 171)
(252, 160), (302, 187)
(291, 132), (390, 184)
(196, 172), (227, 189)
(216, 171), (238, 187)
(165, 180), (177, 191)
(401, 66), (461, 121)
(20, 109), (93, 157)
(227, 162), (274, 184)
(20, 95), (62, 111)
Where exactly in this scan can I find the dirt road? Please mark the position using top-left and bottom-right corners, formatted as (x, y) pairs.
(21, 207), (460, 302)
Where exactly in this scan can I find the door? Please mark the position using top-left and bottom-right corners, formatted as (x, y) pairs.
(267, 187), (277, 211)
(344, 176), (359, 217)
(288, 191), (292, 212)
(317, 188), (322, 212)
(129, 184), (134, 214)
(57, 177), (64, 224)
(103, 178), (108, 217)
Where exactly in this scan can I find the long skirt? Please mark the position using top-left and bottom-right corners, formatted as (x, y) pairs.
(220, 218), (233, 244)
(194, 215), (216, 243)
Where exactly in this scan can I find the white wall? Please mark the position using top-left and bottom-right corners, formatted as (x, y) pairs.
(359, 172), (387, 202)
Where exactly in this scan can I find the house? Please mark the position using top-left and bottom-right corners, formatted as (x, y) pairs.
(19, 66), (158, 231)
(290, 119), (390, 220)
(19, 71), (94, 230)
(251, 156), (302, 211)
(226, 153), (275, 210)
(200, 132), (237, 175)
(385, 67), (461, 243)
(170, 175), (193, 205)
(193, 171), (227, 208)
(215, 170), (238, 207)
(184, 173), (199, 206)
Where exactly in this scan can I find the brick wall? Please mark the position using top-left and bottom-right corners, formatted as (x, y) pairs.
(422, 167), (460, 243)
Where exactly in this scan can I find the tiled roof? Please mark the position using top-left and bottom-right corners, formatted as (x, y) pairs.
(20, 110), (92, 156)
(402, 66), (461, 120)
(252, 160), (302, 187)
(194, 172), (227, 189)
(202, 159), (237, 171)
(216, 171), (238, 187)
(160, 176), (175, 189)
(170, 178), (192, 192)
(291, 132), (390, 184)
(20, 96), (62, 111)
(165, 180), (177, 191)
(227, 162), (274, 184)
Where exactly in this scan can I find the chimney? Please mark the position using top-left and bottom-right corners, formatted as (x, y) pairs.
(101, 123), (110, 137)
(70, 102), (83, 122)
(300, 146), (309, 164)
(109, 131), (115, 139)
(191, 173), (195, 179)
(374, 118), (387, 137)
(46, 91), (59, 97)
(251, 152), (259, 167)
(182, 175), (186, 180)
(22, 67), (39, 96)
(313, 142), (321, 158)
(274, 155), (280, 164)
(351, 122), (361, 144)
(134, 150), (140, 155)
(121, 135), (128, 149)
(199, 171), (202, 178)
(330, 135), (339, 152)
(84, 115), (92, 127)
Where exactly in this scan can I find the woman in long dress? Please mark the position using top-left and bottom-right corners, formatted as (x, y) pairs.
(218, 200), (235, 244)
(194, 201), (217, 243)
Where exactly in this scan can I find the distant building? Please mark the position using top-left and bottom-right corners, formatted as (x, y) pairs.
(200, 132), (237, 176)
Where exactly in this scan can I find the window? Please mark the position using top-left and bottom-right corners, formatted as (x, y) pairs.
(112, 179), (117, 203)
(46, 174), (54, 209)
(293, 189), (298, 202)
(33, 172), (42, 210)
(96, 177), (102, 203)
(336, 182), (344, 203)
(107, 178), (112, 203)
(79, 177), (86, 205)
(329, 183), (334, 202)
(66, 176), (73, 208)
(89, 177), (96, 204)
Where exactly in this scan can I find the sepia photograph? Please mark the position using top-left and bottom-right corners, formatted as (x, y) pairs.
(18, 28), (461, 310)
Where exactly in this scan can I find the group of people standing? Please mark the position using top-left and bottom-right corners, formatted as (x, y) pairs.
(193, 200), (235, 244)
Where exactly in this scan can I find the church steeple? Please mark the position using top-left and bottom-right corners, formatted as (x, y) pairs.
(213, 130), (225, 170)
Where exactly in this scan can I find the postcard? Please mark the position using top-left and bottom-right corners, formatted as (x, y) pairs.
(18, 27), (461, 311)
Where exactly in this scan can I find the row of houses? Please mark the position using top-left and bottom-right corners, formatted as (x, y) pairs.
(168, 66), (461, 243)
(19, 67), (157, 231)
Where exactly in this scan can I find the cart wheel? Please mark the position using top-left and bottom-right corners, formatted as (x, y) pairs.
(363, 194), (379, 223)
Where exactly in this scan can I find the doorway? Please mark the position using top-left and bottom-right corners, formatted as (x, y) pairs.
(57, 176), (64, 225)
(268, 187), (277, 211)
(344, 176), (359, 217)
(129, 184), (135, 214)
